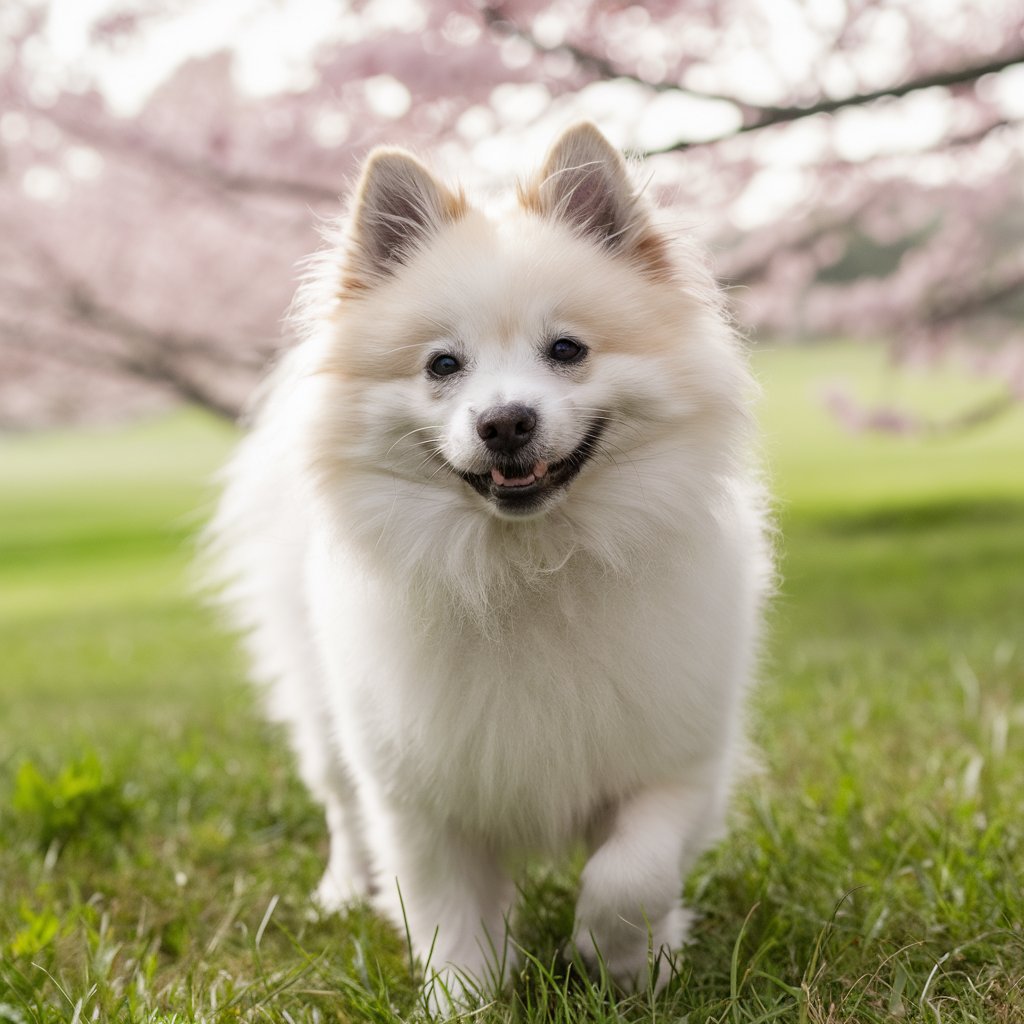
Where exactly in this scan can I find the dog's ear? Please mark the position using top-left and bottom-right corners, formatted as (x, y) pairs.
(521, 123), (671, 279)
(346, 148), (466, 286)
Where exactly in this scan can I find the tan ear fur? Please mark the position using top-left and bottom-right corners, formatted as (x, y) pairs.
(519, 122), (672, 281)
(345, 148), (467, 291)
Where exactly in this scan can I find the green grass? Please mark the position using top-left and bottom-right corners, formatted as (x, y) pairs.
(1, 343), (1022, 1023)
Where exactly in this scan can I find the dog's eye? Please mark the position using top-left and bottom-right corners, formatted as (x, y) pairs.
(428, 354), (462, 378)
(548, 337), (587, 364)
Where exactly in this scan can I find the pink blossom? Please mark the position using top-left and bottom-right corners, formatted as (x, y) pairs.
(1, 0), (1022, 426)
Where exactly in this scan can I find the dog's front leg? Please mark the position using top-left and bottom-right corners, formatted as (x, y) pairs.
(572, 778), (724, 992)
(368, 799), (516, 1009)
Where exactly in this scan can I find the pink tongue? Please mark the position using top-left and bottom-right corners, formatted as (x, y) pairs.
(491, 461), (549, 488)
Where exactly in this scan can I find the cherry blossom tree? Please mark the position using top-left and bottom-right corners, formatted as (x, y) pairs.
(1, 0), (1022, 426)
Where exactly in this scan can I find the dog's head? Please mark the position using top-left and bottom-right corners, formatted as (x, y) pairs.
(302, 123), (751, 550)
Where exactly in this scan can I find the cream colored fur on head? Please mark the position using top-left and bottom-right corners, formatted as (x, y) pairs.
(207, 122), (772, 1011)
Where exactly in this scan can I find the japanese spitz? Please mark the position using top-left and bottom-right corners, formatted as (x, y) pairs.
(207, 122), (771, 1005)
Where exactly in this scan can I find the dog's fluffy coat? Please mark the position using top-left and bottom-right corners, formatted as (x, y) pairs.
(208, 123), (772, 1001)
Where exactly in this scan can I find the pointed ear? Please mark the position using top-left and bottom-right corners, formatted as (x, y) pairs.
(346, 148), (466, 286)
(520, 123), (672, 279)
(521, 123), (640, 247)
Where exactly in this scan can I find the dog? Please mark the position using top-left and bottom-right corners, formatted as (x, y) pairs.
(206, 122), (772, 1008)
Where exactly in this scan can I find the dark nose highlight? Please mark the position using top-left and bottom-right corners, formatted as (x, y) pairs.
(476, 403), (538, 454)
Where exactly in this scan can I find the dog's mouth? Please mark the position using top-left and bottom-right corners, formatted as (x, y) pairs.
(457, 418), (606, 514)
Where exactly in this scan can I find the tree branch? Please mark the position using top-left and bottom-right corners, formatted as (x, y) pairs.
(742, 50), (1024, 127)
(36, 101), (343, 205)
(479, 4), (738, 104)
(926, 394), (1018, 435)
(686, 48), (1024, 149)
(926, 270), (1024, 327)
(2, 237), (273, 371)
(479, 9), (1024, 152)
(0, 243), (255, 418)
(645, 48), (1024, 151)
(647, 48), (1024, 151)
(1, 317), (244, 419)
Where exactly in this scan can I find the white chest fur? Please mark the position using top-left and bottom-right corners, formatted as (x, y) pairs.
(306, 518), (754, 854)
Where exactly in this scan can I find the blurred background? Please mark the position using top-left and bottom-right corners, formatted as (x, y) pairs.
(2, 0), (1023, 427)
(2, 3), (1023, 1021)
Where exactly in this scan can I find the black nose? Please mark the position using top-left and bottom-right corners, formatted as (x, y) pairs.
(476, 403), (538, 454)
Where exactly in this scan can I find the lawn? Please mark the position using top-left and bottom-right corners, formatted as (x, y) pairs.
(1, 343), (1022, 1023)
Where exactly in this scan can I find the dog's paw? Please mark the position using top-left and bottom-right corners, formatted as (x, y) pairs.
(420, 965), (486, 1020)
(418, 939), (516, 1018)
(571, 903), (692, 993)
(310, 868), (369, 918)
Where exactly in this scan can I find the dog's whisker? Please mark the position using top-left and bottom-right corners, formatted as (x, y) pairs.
(385, 425), (445, 459)
(412, 449), (449, 474)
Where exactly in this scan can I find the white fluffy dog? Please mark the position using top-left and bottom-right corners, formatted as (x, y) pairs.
(207, 122), (771, 1006)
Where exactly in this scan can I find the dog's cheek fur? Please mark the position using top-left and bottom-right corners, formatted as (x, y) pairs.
(313, 210), (747, 457)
